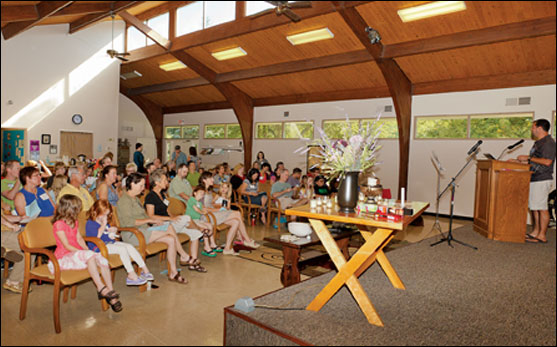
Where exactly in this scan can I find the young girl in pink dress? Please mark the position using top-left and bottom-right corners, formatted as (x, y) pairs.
(50, 194), (122, 312)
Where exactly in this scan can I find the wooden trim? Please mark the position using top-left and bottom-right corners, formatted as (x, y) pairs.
(223, 307), (313, 346)
(129, 78), (209, 96)
(119, 10), (171, 50)
(134, 1), (190, 21)
(163, 101), (232, 114)
(235, 1), (246, 20)
(69, 1), (141, 34)
(382, 16), (557, 59)
(2, 1), (74, 40)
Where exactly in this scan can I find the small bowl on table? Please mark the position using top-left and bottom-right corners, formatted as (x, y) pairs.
(288, 222), (313, 238)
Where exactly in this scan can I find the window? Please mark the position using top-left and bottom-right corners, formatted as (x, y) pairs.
(361, 118), (399, 139)
(322, 120), (359, 139)
(127, 26), (146, 51)
(256, 123), (282, 139)
(176, 1), (235, 37)
(415, 116), (468, 139)
(283, 122), (313, 139)
(205, 124), (226, 139)
(146, 12), (169, 46)
(470, 113), (533, 139)
(245, 1), (275, 16)
(164, 125), (199, 139)
(182, 125), (199, 139)
(227, 124), (242, 139)
(165, 126), (182, 139)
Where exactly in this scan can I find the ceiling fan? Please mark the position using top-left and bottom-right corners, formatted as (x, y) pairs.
(252, 1), (312, 23)
(107, 12), (130, 62)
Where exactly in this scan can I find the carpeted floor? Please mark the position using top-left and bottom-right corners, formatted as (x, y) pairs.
(226, 225), (556, 346)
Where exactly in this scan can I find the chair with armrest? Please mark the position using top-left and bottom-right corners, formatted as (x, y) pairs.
(18, 217), (109, 334)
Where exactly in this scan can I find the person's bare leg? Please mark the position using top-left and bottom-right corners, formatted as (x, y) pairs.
(530, 210), (540, 238)
(166, 224), (190, 262)
(88, 258), (105, 292)
(224, 219), (239, 251)
(538, 210), (550, 242)
(189, 239), (199, 260)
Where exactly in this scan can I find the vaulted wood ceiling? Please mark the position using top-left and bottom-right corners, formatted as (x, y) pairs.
(2, 1), (555, 111)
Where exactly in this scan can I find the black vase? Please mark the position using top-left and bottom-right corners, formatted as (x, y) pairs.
(337, 171), (360, 213)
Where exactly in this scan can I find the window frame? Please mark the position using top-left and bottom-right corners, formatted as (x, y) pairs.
(164, 125), (200, 139)
(204, 123), (227, 139)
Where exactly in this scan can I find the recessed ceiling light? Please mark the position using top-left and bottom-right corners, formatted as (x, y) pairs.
(286, 28), (334, 46)
(211, 47), (247, 61)
(398, 1), (467, 22)
(159, 61), (187, 71)
(120, 70), (143, 80)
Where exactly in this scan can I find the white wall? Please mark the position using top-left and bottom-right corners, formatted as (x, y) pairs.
(118, 94), (156, 163)
(165, 84), (556, 217)
(1, 22), (124, 164)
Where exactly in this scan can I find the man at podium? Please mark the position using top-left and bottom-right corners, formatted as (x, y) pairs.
(510, 119), (556, 243)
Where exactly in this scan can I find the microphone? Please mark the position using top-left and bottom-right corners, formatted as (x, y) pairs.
(467, 140), (483, 155)
(507, 139), (525, 150)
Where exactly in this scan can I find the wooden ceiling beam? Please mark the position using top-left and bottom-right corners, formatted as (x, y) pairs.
(119, 10), (171, 50)
(170, 50), (254, 168)
(383, 16), (557, 59)
(128, 77), (209, 96)
(124, 1), (369, 64)
(1, 1), (74, 40)
(1, 5), (38, 22)
(69, 1), (141, 34)
(163, 101), (232, 114)
(338, 6), (412, 197)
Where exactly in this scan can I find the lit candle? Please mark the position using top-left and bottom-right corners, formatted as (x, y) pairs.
(310, 199), (317, 209)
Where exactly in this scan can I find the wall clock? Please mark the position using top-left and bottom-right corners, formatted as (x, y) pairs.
(72, 114), (83, 125)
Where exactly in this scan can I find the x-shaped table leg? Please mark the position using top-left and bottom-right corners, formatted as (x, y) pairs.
(306, 219), (405, 326)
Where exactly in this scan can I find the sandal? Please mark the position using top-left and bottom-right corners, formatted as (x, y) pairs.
(201, 250), (217, 257)
(179, 257), (201, 266)
(188, 263), (207, 273)
(211, 246), (223, 253)
(97, 286), (123, 312)
(168, 273), (188, 285)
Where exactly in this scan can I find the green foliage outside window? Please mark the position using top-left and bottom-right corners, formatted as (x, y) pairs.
(182, 125), (199, 139)
(470, 114), (532, 139)
(256, 123), (282, 139)
(362, 118), (399, 139)
(205, 124), (226, 139)
(165, 127), (182, 139)
(227, 124), (242, 139)
(284, 122), (313, 139)
(323, 120), (359, 139)
(416, 116), (468, 139)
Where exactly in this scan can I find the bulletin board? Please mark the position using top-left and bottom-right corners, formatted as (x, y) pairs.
(1, 128), (27, 164)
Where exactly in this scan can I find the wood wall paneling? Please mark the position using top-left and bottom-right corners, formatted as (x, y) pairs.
(142, 85), (226, 107)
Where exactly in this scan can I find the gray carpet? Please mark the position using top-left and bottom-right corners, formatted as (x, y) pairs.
(225, 225), (556, 346)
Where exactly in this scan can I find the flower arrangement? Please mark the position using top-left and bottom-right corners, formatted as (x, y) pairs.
(298, 114), (383, 179)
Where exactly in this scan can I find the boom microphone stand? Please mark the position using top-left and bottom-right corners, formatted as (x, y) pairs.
(428, 152), (445, 239)
(430, 147), (479, 250)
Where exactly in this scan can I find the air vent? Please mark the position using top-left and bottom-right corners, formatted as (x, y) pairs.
(121, 126), (134, 132)
(284, 111), (290, 117)
(120, 70), (142, 80)
(518, 97), (531, 105)
(505, 98), (518, 106)
(384, 105), (393, 112)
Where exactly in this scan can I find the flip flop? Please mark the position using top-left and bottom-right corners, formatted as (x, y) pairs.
(525, 237), (547, 243)
(525, 233), (536, 239)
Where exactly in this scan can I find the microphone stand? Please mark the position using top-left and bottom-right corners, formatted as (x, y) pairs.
(496, 147), (508, 160)
(430, 151), (479, 250)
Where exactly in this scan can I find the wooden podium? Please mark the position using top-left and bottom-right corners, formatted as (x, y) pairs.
(473, 160), (531, 243)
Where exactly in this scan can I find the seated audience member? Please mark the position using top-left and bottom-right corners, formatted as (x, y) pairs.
(168, 163), (193, 204)
(58, 167), (95, 212)
(153, 158), (162, 170)
(188, 146), (200, 170)
(313, 175), (331, 196)
(230, 164), (245, 203)
(308, 167), (321, 178)
(51, 195), (122, 312)
(48, 174), (68, 202)
(223, 162), (232, 176)
(271, 169), (309, 213)
(144, 162), (156, 191)
(14, 166), (56, 219)
(199, 173), (259, 255)
(96, 165), (121, 207)
(45, 162), (67, 189)
(117, 173), (190, 284)
(165, 161), (177, 180)
(84, 164), (97, 192)
(24, 160), (52, 182)
(186, 161), (201, 188)
(86, 199), (153, 286)
(121, 162), (137, 189)
(93, 154), (113, 177)
(186, 187), (220, 258)
(239, 168), (268, 224)
(212, 164), (230, 192)
(1, 212), (27, 294)
(259, 163), (271, 184)
(256, 151), (269, 168)
(172, 145), (188, 168)
(1, 160), (22, 211)
(145, 170), (206, 272)
(251, 161), (260, 171)
(298, 175), (313, 200)
(287, 168), (302, 188)
(1, 161), (5, 179)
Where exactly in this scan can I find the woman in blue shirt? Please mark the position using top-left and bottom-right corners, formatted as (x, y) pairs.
(14, 166), (55, 218)
(239, 168), (268, 224)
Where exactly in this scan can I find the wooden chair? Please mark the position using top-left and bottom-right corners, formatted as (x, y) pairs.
(234, 189), (267, 226)
(167, 197), (186, 217)
(18, 217), (109, 333)
(267, 197), (287, 232)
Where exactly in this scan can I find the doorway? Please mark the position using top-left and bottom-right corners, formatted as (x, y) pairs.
(60, 131), (93, 160)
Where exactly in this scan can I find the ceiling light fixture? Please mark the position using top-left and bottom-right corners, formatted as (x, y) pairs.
(159, 61), (187, 71)
(211, 47), (247, 61)
(398, 1), (467, 22)
(286, 27), (334, 45)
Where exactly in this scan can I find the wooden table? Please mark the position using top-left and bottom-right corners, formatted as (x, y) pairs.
(285, 201), (429, 327)
(264, 228), (357, 287)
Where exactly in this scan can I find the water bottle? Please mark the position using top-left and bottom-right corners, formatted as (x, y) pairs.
(250, 212), (256, 226)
